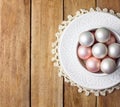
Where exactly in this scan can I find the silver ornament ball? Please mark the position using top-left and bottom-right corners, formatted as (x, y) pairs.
(92, 43), (108, 59)
(108, 43), (120, 58)
(95, 28), (110, 43)
(79, 31), (94, 47)
(101, 58), (116, 74)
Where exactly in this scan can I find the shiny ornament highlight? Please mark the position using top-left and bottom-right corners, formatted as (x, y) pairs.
(79, 31), (94, 47)
(86, 57), (101, 73)
(92, 43), (108, 59)
(108, 43), (120, 58)
(77, 46), (92, 60)
(95, 28), (110, 43)
(101, 58), (116, 74)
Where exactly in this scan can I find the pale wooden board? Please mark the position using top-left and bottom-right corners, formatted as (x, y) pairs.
(63, 0), (97, 107)
(97, 0), (120, 11)
(1, 0), (120, 107)
(64, 0), (96, 18)
(31, 0), (63, 107)
(97, 0), (120, 107)
(0, 0), (30, 107)
(97, 90), (120, 107)
(64, 83), (97, 107)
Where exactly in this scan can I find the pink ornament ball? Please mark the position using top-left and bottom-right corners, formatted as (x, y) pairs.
(86, 57), (101, 73)
(78, 45), (92, 60)
(77, 29), (119, 74)
(106, 35), (116, 45)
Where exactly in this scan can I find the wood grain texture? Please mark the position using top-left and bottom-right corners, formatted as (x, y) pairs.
(97, 90), (120, 107)
(64, 0), (96, 18)
(97, 0), (120, 11)
(63, 0), (96, 107)
(31, 0), (63, 107)
(97, 0), (120, 107)
(1, 0), (120, 107)
(64, 83), (97, 107)
(0, 0), (30, 107)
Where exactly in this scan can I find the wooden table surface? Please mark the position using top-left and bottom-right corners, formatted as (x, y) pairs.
(1, 0), (120, 107)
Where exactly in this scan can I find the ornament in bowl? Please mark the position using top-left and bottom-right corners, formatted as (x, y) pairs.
(78, 27), (120, 74)
(52, 8), (120, 96)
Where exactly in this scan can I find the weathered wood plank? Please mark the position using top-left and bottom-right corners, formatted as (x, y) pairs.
(64, 0), (96, 18)
(31, 0), (63, 107)
(97, 90), (120, 107)
(97, 0), (120, 11)
(97, 0), (120, 107)
(0, 0), (30, 107)
(63, 0), (96, 107)
(64, 83), (97, 107)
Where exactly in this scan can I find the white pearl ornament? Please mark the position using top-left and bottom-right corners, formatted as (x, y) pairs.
(92, 43), (108, 59)
(108, 43), (120, 58)
(79, 31), (94, 47)
(78, 28), (119, 74)
(95, 28), (110, 43)
(101, 58), (116, 74)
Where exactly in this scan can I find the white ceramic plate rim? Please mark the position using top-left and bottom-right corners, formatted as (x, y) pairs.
(59, 11), (120, 90)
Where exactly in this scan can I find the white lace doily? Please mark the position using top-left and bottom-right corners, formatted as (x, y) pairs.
(51, 7), (120, 96)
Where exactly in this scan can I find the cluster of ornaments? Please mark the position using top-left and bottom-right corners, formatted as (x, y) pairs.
(78, 28), (120, 74)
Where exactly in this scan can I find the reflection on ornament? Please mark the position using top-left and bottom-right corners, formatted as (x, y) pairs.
(95, 28), (110, 43)
(92, 43), (107, 59)
(86, 57), (101, 73)
(78, 46), (92, 60)
(101, 58), (116, 74)
(79, 31), (94, 47)
(108, 43), (120, 58)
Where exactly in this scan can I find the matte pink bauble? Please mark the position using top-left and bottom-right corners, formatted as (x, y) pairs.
(86, 57), (101, 73)
(106, 35), (116, 45)
(78, 45), (92, 60)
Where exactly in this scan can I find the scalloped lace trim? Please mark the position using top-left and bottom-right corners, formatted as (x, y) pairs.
(51, 7), (120, 96)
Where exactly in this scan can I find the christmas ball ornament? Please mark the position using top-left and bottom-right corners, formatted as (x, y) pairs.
(106, 35), (116, 45)
(79, 31), (94, 47)
(95, 28), (110, 43)
(86, 57), (101, 73)
(77, 46), (92, 60)
(78, 28), (119, 74)
(108, 43), (120, 58)
(101, 58), (117, 74)
(92, 43), (108, 59)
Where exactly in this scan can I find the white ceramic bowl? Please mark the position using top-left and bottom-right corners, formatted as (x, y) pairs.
(59, 11), (120, 90)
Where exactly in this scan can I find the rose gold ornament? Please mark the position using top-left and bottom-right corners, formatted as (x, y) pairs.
(106, 35), (116, 45)
(77, 45), (92, 60)
(86, 57), (101, 73)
